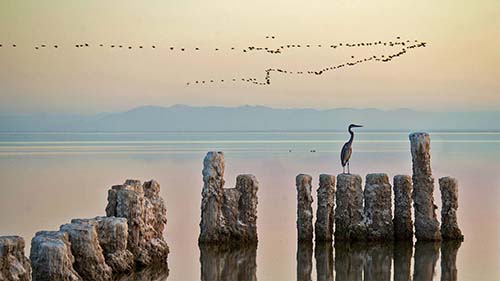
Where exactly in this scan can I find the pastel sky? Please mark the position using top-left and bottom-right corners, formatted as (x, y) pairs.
(0, 0), (499, 114)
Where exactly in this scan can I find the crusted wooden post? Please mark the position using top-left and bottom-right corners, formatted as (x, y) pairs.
(315, 174), (335, 242)
(410, 132), (441, 241)
(334, 174), (364, 241)
(439, 177), (464, 241)
(393, 175), (414, 240)
(296, 174), (314, 242)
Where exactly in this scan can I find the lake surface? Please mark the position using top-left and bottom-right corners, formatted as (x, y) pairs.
(0, 131), (499, 280)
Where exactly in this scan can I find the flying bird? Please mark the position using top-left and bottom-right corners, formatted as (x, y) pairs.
(340, 124), (363, 174)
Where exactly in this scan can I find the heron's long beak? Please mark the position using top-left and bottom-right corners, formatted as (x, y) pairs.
(352, 124), (363, 128)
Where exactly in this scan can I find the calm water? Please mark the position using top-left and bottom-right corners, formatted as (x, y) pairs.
(0, 131), (499, 280)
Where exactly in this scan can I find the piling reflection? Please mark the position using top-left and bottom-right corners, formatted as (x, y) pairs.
(413, 241), (440, 281)
(315, 242), (334, 281)
(393, 241), (413, 281)
(441, 240), (462, 281)
(199, 244), (257, 281)
(334, 242), (364, 281)
(297, 242), (313, 281)
(113, 264), (169, 281)
(363, 243), (392, 281)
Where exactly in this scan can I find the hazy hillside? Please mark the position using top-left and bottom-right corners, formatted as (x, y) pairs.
(0, 105), (498, 132)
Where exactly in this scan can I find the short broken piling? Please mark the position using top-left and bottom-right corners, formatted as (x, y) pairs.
(296, 174), (314, 242)
(439, 177), (464, 241)
(393, 175), (414, 240)
(199, 151), (259, 244)
(315, 174), (335, 242)
(334, 174), (364, 241)
(410, 132), (441, 241)
(364, 173), (394, 241)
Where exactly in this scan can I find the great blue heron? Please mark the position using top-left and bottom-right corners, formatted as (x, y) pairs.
(341, 124), (363, 174)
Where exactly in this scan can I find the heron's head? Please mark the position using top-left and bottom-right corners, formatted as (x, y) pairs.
(348, 124), (363, 130)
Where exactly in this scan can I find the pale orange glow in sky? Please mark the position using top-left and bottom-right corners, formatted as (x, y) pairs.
(0, 0), (499, 113)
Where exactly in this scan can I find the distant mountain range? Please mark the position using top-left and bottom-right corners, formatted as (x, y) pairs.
(0, 105), (498, 132)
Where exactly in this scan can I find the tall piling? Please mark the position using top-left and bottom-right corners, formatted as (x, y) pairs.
(409, 132), (441, 241)
(364, 173), (393, 241)
(199, 152), (226, 243)
(393, 175), (414, 240)
(315, 174), (336, 242)
(439, 177), (464, 241)
(296, 174), (314, 242)
(334, 174), (364, 241)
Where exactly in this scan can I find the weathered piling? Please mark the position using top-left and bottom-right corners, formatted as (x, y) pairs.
(393, 175), (414, 240)
(199, 151), (259, 244)
(409, 132), (441, 241)
(334, 174), (364, 241)
(315, 174), (336, 242)
(105, 179), (169, 265)
(364, 173), (393, 241)
(296, 174), (314, 242)
(59, 222), (113, 281)
(0, 236), (31, 281)
(70, 217), (134, 273)
(30, 231), (82, 281)
(21, 177), (171, 281)
(439, 177), (464, 241)
(199, 151), (225, 243)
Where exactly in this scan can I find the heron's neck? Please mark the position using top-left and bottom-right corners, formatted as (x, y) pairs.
(348, 128), (354, 144)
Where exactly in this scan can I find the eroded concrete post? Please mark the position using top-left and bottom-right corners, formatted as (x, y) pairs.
(439, 177), (464, 241)
(200, 152), (259, 244)
(296, 174), (314, 242)
(409, 132), (441, 241)
(199, 151), (225, 243)
(364, 173), (393, 241)
(393, 175), (414, 240)
(105, 179), (169, 265)
(334, 174), (364, 241)
(30, 231), (82, 281)
(0, 236), (31, 281)
(59, 222), (112, 281)
(235, 174), (259, 242)
(315, 174), (335, 242)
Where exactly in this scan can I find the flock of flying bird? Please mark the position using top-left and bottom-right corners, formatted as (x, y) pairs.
(0, 36), (427, 86)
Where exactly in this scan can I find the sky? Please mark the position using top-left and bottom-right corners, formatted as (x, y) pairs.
(0, 0), (499, 114)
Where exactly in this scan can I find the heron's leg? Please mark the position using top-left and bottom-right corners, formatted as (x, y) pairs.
(347, 162), (350, 174)
(343, 166), (345, 174)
